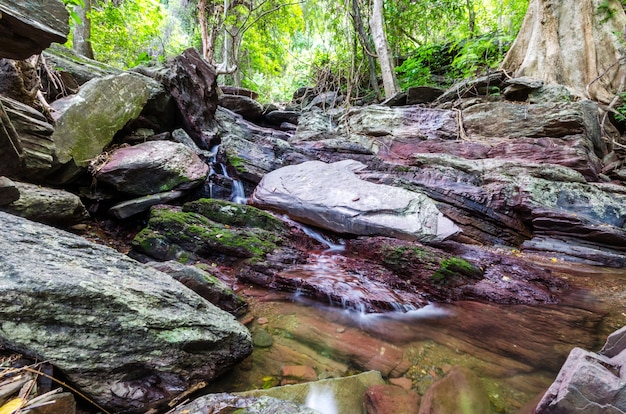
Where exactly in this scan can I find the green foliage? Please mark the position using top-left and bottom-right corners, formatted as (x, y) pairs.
(395, 43), (452, 88)
(62, 0), (85, 25)
(450, 32), (516, 79)
(87, 0), (184, 68)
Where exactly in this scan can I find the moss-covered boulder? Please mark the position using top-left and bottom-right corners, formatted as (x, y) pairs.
(50, 72), (162, 183)
(183, 198), (287, 234)
(132, 204), (285, 263)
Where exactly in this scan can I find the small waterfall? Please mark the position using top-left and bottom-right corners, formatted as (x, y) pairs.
(205, 147), (247, 204)
(299, 223), (345, 252)
(305, 384), (338, 414)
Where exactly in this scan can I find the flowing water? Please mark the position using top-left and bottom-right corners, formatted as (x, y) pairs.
(215, 241), (626, 413)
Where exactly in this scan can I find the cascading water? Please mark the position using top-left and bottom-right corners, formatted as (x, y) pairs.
(205, 144), (248, 204)
(305, 385), (338, 414)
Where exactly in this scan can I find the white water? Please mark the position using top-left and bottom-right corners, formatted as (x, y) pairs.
(305, 384), (338, 414)
(299, 223), (345, 252)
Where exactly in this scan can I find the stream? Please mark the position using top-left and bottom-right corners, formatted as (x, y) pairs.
(209, 244), (626, 413)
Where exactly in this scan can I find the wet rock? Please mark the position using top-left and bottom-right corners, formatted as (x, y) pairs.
(159, 48), (219, 148)
(281, 365), (317, 385)
(0, 211), (252, 413)
(365, 384), (420, 414)
(94, 140), (209, 196)
(250, 159), (460, 242)
(0, 181), (88, 226)
(50, 72), (162, 184)
(214, 107), (303, 184)
(418, 366), (490, 414)
(219, 94), (264, 121)
(171, 393), (319, 414)
(147, 260), (248, 316)
(132, 204), (284, 263)
(239, 371), (386, 414)
(0, 0), (69, 60)
(252, 328), (274, 348)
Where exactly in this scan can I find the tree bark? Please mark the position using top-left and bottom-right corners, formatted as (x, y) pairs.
(72, 0), (94, 59)
(501, 0), (626, 104)
(369, 0), (399, 99)
(350, 0), (381, 100)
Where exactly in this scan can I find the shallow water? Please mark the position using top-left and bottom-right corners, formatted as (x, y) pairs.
(219, 254), (626, 413)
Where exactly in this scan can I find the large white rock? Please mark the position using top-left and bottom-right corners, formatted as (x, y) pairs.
(250, 160), (459, 242)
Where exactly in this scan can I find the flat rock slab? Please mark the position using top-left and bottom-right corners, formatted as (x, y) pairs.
(250, 160), (459, 242)
(0, 211), (252, 412)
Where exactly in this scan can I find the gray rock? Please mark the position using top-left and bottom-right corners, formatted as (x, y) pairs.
(0, 181), (88, 226)
(239, 370), (386, 414)
(406, 86), (444, 105)
(0, 176), (19, 206)
(264, 110), (301, 126)
(1, 96), (55, 179)
(43, 44), (122, 85)
(250, 160), (460, 242)
(50, 72), (162, 183)
(219, 94), (264, 121)
(94, 140), (209, 196)
(108, 190), (186, 219)
(215, 107), (301, 184)
(535, 346), (626, 414)
(0, 0), (69, 60)
(0, 211), (253, 412)
(171, 393), (319, 414)
(147, 261), (247, 316)
(601, 325), (626, 358)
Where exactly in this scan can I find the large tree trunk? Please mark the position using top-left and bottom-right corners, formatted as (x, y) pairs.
(72, 0), (94, 59)
(350, 0), (381, 100)
(501, 0), (626, 104)
(369, 0), (399, 99)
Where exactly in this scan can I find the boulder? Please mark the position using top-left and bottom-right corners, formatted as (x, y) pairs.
(0, 176), (19, 205)
(0, 0), (69, 60)
(50, 72), (162, 183)
(406, 86), (444, 105)
(0, 211), (252, 412)
(0, 96), (55, 180)
(215, 107), (307, 184)
(159, 48), (219, 148)
(418, 366), (491, 414)
(219, 94), (264, 121)
(43, 44), (122, 86)
(0, 181), (88, 226)
(94, 140), (209, 196)
(535, 346), (626, 414)
(250, 159), (460, 242)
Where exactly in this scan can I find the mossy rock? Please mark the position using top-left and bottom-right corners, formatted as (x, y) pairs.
(432, 256), (483, 284)
(183, 198), (287, 234)
(132, 206), (283, 262)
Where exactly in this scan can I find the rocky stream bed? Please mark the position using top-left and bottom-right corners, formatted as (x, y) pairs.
(2, 2), (626, 412)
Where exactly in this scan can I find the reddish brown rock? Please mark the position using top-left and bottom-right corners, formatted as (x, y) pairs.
(281, 365), (318, 385)
(418, 366), (490, 414)
(365, 384), (420, 414)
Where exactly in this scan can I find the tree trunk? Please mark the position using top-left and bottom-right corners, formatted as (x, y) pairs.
(72, 0), (94, 59)
(369, 0), (399, 99)
(501, 0), (626, 104)
(350, 0), (381, 100)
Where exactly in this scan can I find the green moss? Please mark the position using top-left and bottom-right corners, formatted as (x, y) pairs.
(381, 245), (435, 267)
(183, 198), (287, 233)
(432, 257), (482, 283)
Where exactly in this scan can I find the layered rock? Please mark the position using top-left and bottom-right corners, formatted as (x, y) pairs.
(0, 0), (69, 60)
(250, 159), (459, 242)
(535, 326), (626, 414)
(0, 211), (252, 412)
